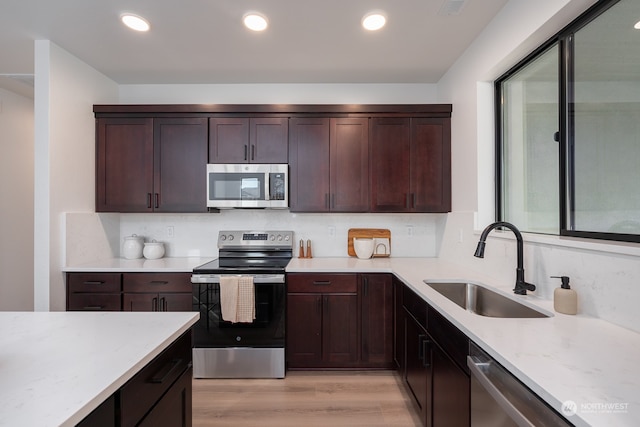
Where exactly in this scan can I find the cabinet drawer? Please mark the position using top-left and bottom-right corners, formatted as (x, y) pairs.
(428, 307), (469, 375)
(68, 293), (121, 311)
(123, 273), (192, 293)
(67, 273), (121, 293)
(287, 274), (357, 293)
(120, 331), (192, 427)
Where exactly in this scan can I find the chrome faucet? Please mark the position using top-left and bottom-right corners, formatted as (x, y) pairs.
(473, 221), (536, 295)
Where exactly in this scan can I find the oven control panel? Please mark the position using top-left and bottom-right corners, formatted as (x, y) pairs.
(218, 230), (294, 248)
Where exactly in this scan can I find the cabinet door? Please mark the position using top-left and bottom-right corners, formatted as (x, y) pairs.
(411, 118), (451, 212)
(431, 342), (470, 427)
(286, 294), (323, 367)
(96, 118), (153, 212)
(330, 118), (369, 212)
(370, 117), (411, 212)
(360, 274), (394, 368)
(153, 118), (208, 212)
(289, 118), (330, 212)
(138, 367), (192, 427)
(405, 315), (430, 424)
(250, 117), (289, 163)
(323, 293), (359, 364)
(209, 118), (250, 163)
(123, 293), (159, 311)
(393, 277), (405, 371)
(159, 293), (193, 312)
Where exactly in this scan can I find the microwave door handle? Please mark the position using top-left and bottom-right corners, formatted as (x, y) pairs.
(265, 175), (270, 201)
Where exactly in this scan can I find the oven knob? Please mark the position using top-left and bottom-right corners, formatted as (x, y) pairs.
(228, 235), (234, 241)
(277, 235), (283, 241)
(284, 235), (290, 241)
(220, 235), (226, 241)
(270, 235), (275, 241)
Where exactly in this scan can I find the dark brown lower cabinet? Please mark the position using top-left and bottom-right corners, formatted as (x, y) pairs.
(286, 273), (392, 369)
(393, 276), (405, 371)
(67, 273), (122, 311)
(122, 273), (192, 312)
(405, 313), (430, 421)
(431, 342), (470, 427)
(360, 274), (394, 368)
(401, 283), (470, 427)
(78, 331), (193, 427)
(286, 291), (358, 368)
(123, 292), (192, 312)
(137, 367), (193, 427)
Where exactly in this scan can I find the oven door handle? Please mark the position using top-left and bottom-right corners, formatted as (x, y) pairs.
(191, 274), (285, 284)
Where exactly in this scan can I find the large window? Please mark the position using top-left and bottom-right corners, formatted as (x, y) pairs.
(497, 0), (640, 243)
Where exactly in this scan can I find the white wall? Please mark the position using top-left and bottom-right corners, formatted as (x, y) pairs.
(34, 41), (118, 311)
(0, 87), (34, 310)
(118, 83), (438, 105)
(437, 0), (640, 333)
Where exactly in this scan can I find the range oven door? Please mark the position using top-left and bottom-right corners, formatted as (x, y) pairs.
(191, 277), (285, 349)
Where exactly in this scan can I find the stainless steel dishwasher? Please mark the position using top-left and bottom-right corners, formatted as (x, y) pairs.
(468, 342), (574, 426)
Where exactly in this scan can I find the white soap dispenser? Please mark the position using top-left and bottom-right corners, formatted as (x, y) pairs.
(552, 275), (577, 315)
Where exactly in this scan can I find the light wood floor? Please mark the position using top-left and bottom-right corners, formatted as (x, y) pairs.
(192, 371), (421, 427)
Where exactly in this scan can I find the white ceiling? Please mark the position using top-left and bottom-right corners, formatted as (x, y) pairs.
(0, 0), (509, 94)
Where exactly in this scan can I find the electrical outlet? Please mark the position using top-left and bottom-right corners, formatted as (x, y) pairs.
(407, 225), (414, 237)
(328, 226), (336, 237)
(166, 226), (174, 238)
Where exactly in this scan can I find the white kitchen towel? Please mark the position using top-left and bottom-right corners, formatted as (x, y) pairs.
(219, 276), (239, 322)
(236, 276), (255, 323)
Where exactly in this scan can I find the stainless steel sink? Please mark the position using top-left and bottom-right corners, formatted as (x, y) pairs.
(424, 281), (550, 318)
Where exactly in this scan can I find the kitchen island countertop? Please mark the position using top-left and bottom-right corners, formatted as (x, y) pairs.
(287, 257), (640, 427)
(0, 311), (198, 427)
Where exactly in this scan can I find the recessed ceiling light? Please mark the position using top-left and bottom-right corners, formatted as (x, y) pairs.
(243, 13), (268, 32)
(121, 13), (150, 32)
(634, 20), (640, 30)
(362, 12), (386, 31)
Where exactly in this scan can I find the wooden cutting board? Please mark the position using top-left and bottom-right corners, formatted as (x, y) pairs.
(348, 228), (391, 257)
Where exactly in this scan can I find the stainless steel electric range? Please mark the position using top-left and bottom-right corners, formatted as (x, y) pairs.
(191, 230), (293, 379)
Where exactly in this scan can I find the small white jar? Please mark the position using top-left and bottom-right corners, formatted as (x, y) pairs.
(353, 238), (374, 259)
(143, 240), (165, 260)
(122, 234), (144, 259)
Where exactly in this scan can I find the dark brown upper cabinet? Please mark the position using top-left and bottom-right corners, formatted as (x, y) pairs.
(289, 117), (369, 212)
(96, 117), (207, 213)
(208, 117), (288, 164)
(370, 117), (451, 213)
(96, 117), (154, 212)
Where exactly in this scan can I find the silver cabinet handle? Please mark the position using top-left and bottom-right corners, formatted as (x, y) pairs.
(467, 356), (536, 427)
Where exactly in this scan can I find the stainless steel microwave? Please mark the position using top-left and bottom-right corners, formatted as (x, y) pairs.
(206, 164), (288, 209)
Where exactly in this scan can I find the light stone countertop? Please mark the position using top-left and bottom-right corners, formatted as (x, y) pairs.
(287, 257), (640, 427)
(64, 256), (640, 425)
(63, 256), (212, 272)
(0, 311), (199, 427)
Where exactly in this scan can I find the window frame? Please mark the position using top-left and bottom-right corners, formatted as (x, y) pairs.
(495, 0), (640, 244)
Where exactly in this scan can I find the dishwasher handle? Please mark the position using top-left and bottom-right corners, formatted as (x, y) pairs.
(467, 356), (536, 427)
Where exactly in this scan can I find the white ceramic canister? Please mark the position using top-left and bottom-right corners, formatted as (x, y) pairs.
(122, 234), (144, 259)
(143, 240), (165, 260)
(353, 238), (375, 259)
